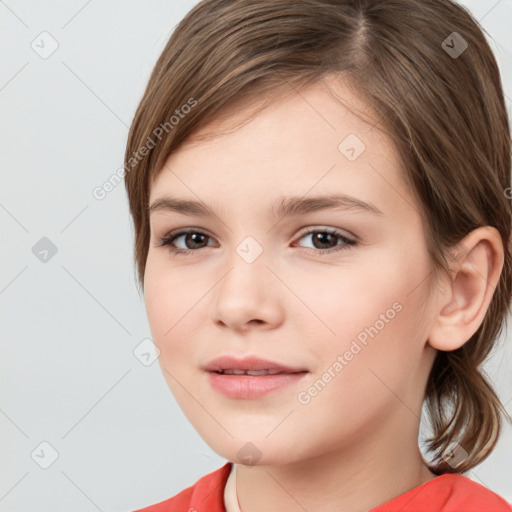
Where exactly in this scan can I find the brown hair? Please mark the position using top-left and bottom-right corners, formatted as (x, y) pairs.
(124, 0), (512, 473)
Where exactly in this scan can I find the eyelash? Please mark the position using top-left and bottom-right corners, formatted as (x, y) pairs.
(156, 227), (358, 256)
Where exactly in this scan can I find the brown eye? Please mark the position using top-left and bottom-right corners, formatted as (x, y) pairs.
(178, 232), (209, 250)
(310, 232), (339, 250)
(157, 229), (216, 254)
(295, 228), (357, 255)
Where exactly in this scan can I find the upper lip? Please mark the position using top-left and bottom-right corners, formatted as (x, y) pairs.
(204, 356), (308, 373)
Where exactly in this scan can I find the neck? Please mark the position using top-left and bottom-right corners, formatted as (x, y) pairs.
(234, 407), (437, 512)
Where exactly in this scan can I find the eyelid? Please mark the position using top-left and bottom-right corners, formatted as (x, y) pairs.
(156, 225), (355, 242)
(294, 225), (355, 241)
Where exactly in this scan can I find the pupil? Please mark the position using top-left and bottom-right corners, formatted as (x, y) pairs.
(314, 232), (336, 249)
(187, 233), (206, 248)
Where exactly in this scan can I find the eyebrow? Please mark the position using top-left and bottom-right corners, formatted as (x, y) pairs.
(148, 193), (383, 218)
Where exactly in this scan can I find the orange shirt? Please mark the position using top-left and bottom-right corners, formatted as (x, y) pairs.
(134, 462), (511, 512)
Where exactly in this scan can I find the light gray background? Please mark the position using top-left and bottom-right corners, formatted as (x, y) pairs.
(1, 1), (511, 510)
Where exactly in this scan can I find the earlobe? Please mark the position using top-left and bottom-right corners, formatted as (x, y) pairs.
(427, 226), (504, 352)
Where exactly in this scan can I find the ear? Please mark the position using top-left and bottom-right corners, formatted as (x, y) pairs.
(427, 226), (504, 351)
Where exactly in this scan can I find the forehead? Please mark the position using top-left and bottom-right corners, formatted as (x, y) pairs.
(149, 77), (408, 215)
(173, 75), (388, 151)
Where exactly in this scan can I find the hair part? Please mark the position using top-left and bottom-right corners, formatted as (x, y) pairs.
(124, 0), (512, 473)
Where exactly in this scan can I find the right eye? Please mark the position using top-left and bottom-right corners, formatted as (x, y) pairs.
(156, 229), (218, 255)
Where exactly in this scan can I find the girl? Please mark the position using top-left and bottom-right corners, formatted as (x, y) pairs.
(124, 0), (512, 510)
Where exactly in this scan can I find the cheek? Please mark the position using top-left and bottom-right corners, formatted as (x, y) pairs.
(143, 255), (201, 360)
(291, 271), (431, 447)
(297, 245), (432, 384)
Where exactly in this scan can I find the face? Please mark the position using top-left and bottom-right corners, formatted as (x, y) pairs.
(144, 77), (438, 466)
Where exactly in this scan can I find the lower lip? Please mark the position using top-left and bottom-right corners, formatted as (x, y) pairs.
(207, 371), (308, 399)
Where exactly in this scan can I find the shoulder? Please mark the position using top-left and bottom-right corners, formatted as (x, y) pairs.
(444, 474), (511, 511)
(373, 473), (511, 512)
(133, 462), (232, 512)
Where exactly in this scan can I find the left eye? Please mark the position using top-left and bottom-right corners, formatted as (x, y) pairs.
(294, 228), (357, 254)
(156, 227), (357, 255)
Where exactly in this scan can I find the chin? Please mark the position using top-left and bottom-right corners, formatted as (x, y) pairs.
(201, 435), (308, 468)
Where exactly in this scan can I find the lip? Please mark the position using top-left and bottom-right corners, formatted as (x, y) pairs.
(203, 355), (308, 373)
(204, 355), (308, 399)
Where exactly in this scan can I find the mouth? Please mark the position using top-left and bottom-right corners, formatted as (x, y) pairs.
(204, 355), (308, 374)
(213, 369), (302, 376)
(204, 355), (309, 399)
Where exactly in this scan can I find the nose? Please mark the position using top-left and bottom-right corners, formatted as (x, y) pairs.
(212, 246), (286, 333)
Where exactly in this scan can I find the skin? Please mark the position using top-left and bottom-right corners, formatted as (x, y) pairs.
(144, 76), (504, 512)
